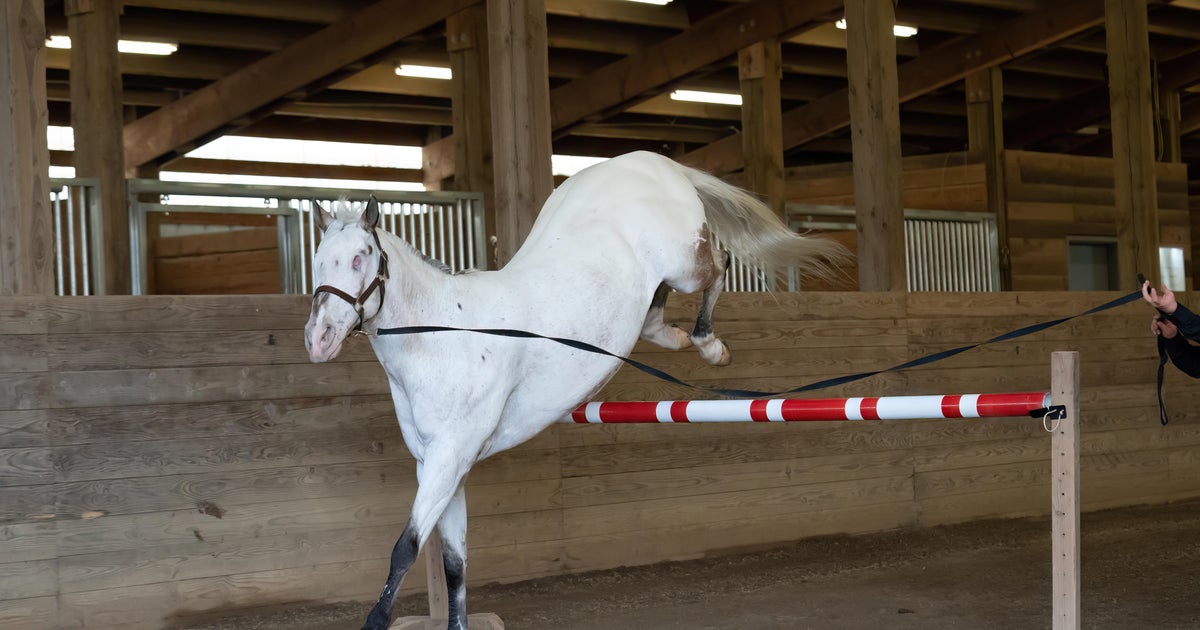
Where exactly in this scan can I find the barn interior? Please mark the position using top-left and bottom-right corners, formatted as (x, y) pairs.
(3, 1), (1200, 629)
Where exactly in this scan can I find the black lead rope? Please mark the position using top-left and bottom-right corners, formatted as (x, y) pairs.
(375, 288), (1148, 402)
(1156, 335), (1171, 425)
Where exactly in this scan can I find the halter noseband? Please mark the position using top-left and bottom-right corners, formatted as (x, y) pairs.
(312, 227), (389, 334)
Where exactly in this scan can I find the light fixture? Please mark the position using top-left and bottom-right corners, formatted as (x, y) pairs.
(834, 18), (919, 38)
(623, 0), (673, 5)
(394, 64), (452, 80)
(46, 35), (178, 55)
(669, 89), (742, 106)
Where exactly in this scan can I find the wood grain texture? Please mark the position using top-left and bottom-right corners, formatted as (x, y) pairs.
(0, 292), (1195, 628)
(0, 0), (53, 296)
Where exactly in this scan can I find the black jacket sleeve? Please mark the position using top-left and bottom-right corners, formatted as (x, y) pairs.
(1164, 334), (1200, 379)
(1166, 303), (1200, 342)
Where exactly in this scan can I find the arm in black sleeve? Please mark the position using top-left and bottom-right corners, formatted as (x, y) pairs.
(1164, 334), (1200, 379)
(1166, 303), (1200, 341)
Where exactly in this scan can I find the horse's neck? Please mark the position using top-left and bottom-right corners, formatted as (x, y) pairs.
(369, 230), (456, 328)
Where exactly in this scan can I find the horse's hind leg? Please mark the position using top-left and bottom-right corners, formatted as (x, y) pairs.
(640, 283), (693, 350)
(691, 249), (732, 366)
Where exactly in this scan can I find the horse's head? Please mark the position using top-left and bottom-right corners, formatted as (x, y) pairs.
(305, 196), (388, 363)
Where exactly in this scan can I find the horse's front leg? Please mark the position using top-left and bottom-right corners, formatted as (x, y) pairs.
(439, 483), (469, 629)
(362, 448), (472, 630)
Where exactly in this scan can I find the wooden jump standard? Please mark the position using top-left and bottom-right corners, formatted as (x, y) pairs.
(397, 351), (1081, 630)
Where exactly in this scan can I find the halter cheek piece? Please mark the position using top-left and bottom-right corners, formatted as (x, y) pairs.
(312, 228), (389, 334)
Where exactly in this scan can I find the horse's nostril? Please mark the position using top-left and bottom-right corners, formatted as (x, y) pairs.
(321, 325), (333, 345)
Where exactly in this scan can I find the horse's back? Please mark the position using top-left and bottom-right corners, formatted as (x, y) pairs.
(511, 152), (707, 270)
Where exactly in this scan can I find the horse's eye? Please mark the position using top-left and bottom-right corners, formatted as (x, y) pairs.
(352, 255), (362, 271)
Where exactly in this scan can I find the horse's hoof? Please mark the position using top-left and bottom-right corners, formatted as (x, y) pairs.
(693, 336), (731, 366)
(671, 325), (693, 349)
(712, 342), (732, 366)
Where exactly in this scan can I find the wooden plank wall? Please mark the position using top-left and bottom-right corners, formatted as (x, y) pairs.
(2, 292), (1196, 629)
(153, 227), (281, 295)
(1004, 150), (1190, 290)
(784, 151), (987, 212)
(148, 213), (281, 295)
(783, 150), (1191, 293)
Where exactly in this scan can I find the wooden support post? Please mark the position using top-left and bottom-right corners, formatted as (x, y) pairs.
(1160, 89), (1182, 164)
(1050, 351), (1081, 630)
(0, 0), (53, 296)
(448, 5), (496, 269)
(738, 40), (785, 220)
(1105, 0), (1159, 288)
(67, 0), (130, 294)
(487, 0), (553, 268)
(966, 67), (1011, 290)
(846, 0), (905, 292)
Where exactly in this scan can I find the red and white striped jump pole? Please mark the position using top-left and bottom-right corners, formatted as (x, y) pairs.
(566, 392), (1050, 424)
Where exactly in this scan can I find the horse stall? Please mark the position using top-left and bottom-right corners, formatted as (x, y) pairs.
(3, 287), (1198, 629)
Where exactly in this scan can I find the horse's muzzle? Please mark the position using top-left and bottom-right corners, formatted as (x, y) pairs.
(305, 317), (342, 363)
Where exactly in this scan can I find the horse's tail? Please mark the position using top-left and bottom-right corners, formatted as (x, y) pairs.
(675, 163), (850, 282)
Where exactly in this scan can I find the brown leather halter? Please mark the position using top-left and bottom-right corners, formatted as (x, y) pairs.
(312, 227), (389, 334)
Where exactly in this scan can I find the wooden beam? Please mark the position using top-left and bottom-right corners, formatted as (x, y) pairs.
(422, 136), (455, 191)
(1162, 90), (1183, 163)
(488, 0), (553, 266)
(545, 0), (690, 29)
(234, 117), (427, 146)
(570, 122), (729, 144)
(1006, 85), (1110, 149)
(122, 0), (478, 170)
(0, 0), (53, 296)
(68, 0), (129, 294)
(278, 102), (451, 126)
(163, 157), (423, 182)
(54, 151), (422, 183)
(966, 67), (1011, 290)
(549, 0), (842, 136)
(1159, 50), (1200, 94)
(447, 6), (495, 268)
(46, 9), (317, 52)
(120, 0), (362, 23)
(685, 0), (1106, 174)
(1182, 97), (1200, 134)
(1106, 0), (1160, 288)
(125, 0), (690, 29)
(738, 40), (785, 219)
(846, 0), (904, 292)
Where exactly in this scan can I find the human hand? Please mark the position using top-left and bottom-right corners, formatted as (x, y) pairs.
(1142, 281), (1178, 315)
(1152, 316), (1179, 339)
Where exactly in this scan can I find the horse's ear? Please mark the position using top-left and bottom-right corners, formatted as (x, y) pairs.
(315, 200), (334, 231)
(362, 195), (381, 230)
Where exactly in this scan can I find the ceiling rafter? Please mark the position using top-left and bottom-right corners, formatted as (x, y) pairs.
(548, 0), (843, 135)
(683, 0), (1107, 175)
(122, 0), (479, 170)
(1008, 47), (1200, 148)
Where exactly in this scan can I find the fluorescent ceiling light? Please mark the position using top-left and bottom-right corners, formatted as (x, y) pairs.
(394, 64), (452, 80)
(623, 0), (673, 5)
(834, 18), (919, 38)
(669, 90), (742, 106)
(46, 35), (178, 55)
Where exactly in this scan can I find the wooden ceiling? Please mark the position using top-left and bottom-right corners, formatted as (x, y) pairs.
(43, 0), (1200, 188)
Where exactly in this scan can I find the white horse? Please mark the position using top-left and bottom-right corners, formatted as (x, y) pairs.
(304, 150), (846, 630)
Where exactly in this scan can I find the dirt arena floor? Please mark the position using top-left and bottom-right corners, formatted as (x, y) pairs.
(173, 499), (1200, 630)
